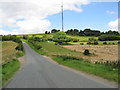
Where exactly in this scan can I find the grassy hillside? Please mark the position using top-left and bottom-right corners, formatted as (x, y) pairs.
(37, 42), (80, 55)
(67, 35), (98, 42)
(2, 41), (17, 64)
(20, 33), (119, 45)
(1, 41), (24, 86)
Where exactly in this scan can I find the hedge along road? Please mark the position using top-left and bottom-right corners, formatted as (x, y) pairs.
(3, 42), (117, 88)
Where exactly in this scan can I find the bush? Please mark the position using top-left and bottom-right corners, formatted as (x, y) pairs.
(35, 44), (42, 49)
(2, 35), (24, 51)
(57, 56), (82, 61)
(33, 42), (42, 50)
(52, 32), (72, 45)
(112, 43), (115, 45)
(87, 42), (93, 45)
(15, 44), (23, 51)
(55, 42), (59, 45)
(80, 43), (84, 45)
(28, 38), (42, 50)
(118, 41), (120, 44)
(108, 43), (111, 45)
(103, 42), (107, 45)
(88, 38), (97, 41)
(94, 41), (98, 45)
(72, 39), (79, 42)
(23, 35), (28, 40)
(98, 35), (120, 41)
(83, 49), (90, 55)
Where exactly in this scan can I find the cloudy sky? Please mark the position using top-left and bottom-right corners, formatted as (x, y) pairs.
(0, 0), (119, 35)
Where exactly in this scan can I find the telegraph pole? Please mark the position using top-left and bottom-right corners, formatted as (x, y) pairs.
(61, 0), (64, 32)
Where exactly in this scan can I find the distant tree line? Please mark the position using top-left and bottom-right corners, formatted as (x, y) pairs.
(45, 29), (120, 37)
(45, 29), (120, 41)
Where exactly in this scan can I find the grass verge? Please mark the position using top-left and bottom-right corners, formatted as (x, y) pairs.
(53, 56), (119, 83)
(16, 50), (25, 58)
(22, 39), (46, 55)
(2, 41), (25, 86)
(2, 59), (20, 85)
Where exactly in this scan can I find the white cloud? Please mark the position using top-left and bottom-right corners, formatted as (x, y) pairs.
(0, 29), (22, 35)
(108, 19), (119, 31)
(106, 10), (116, 14)
(0, 0), (90, 35)
(89, 0), (119, 2)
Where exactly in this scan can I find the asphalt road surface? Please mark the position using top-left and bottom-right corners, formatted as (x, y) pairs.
(4, 42), (117, 88)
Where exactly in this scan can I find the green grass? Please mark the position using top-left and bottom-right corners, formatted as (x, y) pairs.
(72, 40), (119, 45)
(23, 39), (80, 56)
(2, 41), (25, 86)
(67, 35), (98, 42)
(21, 34), (119, 45)
(0, 66), (2, 86)
(23, 40), (46, 55)
(36, 41), (80, 55)
(16, 50), (25, 58)
(53, 56), (119, 83)
(2, 59), (20, 85)
(98, 41), (119, 45)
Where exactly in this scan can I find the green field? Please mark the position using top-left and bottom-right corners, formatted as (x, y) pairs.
(67, 35), (98, 41)
(21, 33), (119, 45)
(24, 40), (80, 56)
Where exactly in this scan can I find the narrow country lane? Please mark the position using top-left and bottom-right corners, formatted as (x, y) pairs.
(4, 42), (117, 88)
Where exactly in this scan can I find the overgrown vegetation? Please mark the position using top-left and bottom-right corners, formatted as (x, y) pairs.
(2, 41), (17, 64)
(98, 35), (120, 41)
(2, 35), (23, 51)
(53, 56), (119, 82)
(2, 35), (25, 86)
(83, 49), (90, 55)
(28, 37), (42, 50)
(1, 41), (24, 86)
(2, 59), (20, 85)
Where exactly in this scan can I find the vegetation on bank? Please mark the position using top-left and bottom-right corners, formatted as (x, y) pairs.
(53, 56), (119, 83)
(1, 41), (24, 86)
(1, 35), (25, 86)
(2, 59), (20, 85)
(2, 41), (17, 64)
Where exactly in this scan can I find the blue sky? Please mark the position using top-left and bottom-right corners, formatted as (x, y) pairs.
(47, 2), (118, 32)
(0, 1), (118, 35)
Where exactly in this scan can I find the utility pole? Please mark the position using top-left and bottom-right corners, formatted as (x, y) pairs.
(61, 0), (64, 32)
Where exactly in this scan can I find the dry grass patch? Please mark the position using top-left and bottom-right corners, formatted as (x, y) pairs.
(63, 45), (118, 63)
(2, 41), (17, 64)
